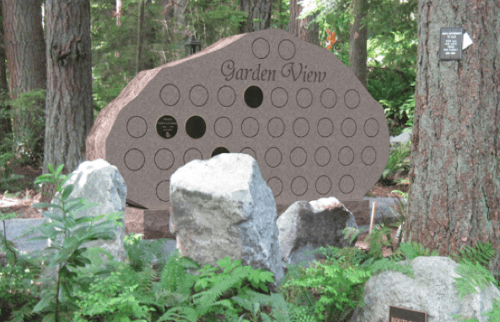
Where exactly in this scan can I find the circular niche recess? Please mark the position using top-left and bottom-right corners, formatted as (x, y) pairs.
(186, 115), (206, 139)
(156, 115), (178, 139)
(127, 116), (147, 138)
(211, 147), (230, 157)
(244, 86), (264, 108)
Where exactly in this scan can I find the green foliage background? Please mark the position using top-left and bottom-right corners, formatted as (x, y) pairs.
(89, 0), (417, 131)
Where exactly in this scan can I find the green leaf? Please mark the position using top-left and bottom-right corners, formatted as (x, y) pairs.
(33, 175), (55, 185)
(59, 172), (74, 187)
(62, 236), (80, 250)
(62, 215), (78, 230)
(36, 223), (59, 239)
(32, 291), (57, 313)
(42, 313), (57, 322)
(63, 199), (98, 215)
(61, 184), (74, 201)
(55, 164), (65, 178)
(41, 211), (64, 222)
(48, 163), (54, 174)
(59, 265), (78, 281)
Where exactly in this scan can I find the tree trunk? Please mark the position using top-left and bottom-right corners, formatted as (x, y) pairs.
(349, 0), (368, 87)
(136, 0), (145, 75)
(116, 0), (121, 26)
(238, 0), (272, 33)
(288, 0), (319, 46)
(404, 0), (500, 277)
(2, 0), (46, 159)
(42, 0), (93, 204)
(0, 0), (11, 145)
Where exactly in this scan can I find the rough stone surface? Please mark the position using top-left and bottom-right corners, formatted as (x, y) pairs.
(169, 153), (283, 292)
(86, 28), (390, 213)
(277, 197), (359, 268)
(349, 256), (500, 322)
(45, 159), (128, 265)
(125, 206), (145, 235)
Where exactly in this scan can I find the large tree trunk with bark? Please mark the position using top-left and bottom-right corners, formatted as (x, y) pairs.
(404, 0), (500, 277)
(0, 0), (11, 145)
(2, 0), (46, 161)
(238, 0), (272, 33)
(288, 0), (319, 46)
(349, 0), (368, 87)
(42, 0), (93, 204)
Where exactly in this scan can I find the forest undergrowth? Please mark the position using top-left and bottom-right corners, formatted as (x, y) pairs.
(1, 163), (500, 322)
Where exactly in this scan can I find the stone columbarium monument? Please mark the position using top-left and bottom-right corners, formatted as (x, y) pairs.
(86, 28), (391, 240)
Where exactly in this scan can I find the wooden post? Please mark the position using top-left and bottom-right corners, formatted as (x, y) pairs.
(369, 202), (377, 235)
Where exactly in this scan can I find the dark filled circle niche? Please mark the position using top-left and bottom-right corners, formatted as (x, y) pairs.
(186, 115), (206, 139)
(211, 146), (230, 157)
(244, 85), (264, 108)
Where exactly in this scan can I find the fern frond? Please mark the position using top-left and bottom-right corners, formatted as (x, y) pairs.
(159, 249), (202, 296)
(453, 259), (499, 301)
(303, 244), (372, 271)
(5, 301), (38, 322)
(231, 289), (293, 321)
(125, 238), (167, 272)
(451, 241), (497, 268)
(392, 240), (440, 261)
(191, 269), (250, 314)
(157, 305), (200, 322)
(286, 303), (318, 322)
(363, 257), (415, 279)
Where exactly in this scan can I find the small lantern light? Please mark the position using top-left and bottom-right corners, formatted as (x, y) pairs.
(185, 35), (202, 57)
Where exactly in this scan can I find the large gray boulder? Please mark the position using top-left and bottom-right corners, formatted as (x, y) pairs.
(169, 153), (283, 292)
(277, 197), (359, 269)
(349, 256), (500, 322)
(45, 159), (128, 265)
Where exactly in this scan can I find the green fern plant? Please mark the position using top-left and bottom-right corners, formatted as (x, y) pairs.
(72, 271), (153, 322)
(0, 163), (125, 322)
(151, 252), (293, 322)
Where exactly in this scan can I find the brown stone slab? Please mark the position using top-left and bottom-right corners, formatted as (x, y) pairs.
(143, 207), (174, 240)
(125, 206), (174, 239)
(87, 28), (390, 212)
(342, 199), (370, 226)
